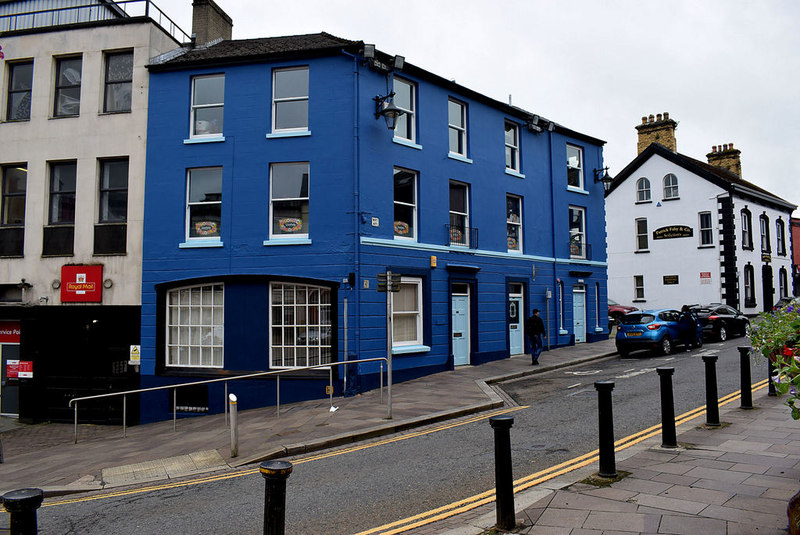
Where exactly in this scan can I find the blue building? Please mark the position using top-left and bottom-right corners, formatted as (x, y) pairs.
(141, 27), (608, 421)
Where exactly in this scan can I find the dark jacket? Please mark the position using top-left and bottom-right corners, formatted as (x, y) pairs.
(525, 314), (545, 337)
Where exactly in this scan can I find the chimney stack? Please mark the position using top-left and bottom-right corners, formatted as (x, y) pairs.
(707, 143), (742, 177)
(192, 0), (232, 46)
(635, 111), (678, 154)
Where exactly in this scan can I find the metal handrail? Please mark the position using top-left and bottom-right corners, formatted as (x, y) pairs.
(69, 357), (391, 444)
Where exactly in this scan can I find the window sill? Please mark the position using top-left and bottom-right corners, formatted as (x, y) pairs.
(507, 249), (522, 254)
(41, 253), (74, 258)
(263, 237), (312, 246)
(632, 299), (646, 303)
(662, 197), (680, 202)
(392, 344), (431, 355)
(595, 327), (604, 333)
(504, 168), (525, 179)
(184, 136), (225, 144)
(393, 137), (423, 150)
(567, 186), (589, 195)
(634, 250), (650, 254)
(93, 252), (127, 257)
(447, 152), (472, 164)
(635, 200), (652, 205)
(698, 245), (715, 249)
(558, 329), (569, 335)
(1, 118), (31, 123)
(99, 110), (131, 116)
(569, 256), (587, 261)
(179, 239), (223, 248)
(50, 114), (79, 120)
(266, 130), (311, 139)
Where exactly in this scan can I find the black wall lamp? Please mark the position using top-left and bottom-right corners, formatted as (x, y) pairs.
(374, 92), (406, 130)
(593, 167), (614, 192)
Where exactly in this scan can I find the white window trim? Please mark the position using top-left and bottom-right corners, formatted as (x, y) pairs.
(742, 210), (752, 249)
(185, 167), (222, 243)
(271, 66), (309, 134)
(760, 215), (770, 253)
(634, 275), (645, 301)
(569, 205), (586, 259)
(268, 282), (333, 369)
(392, 276), (423, 348)
(166, 283), (224, 368)
(699, 211), (713, 246)
(636, 177), (651, 203)
(448, 98), (467, 157)
(449, 181), (470, 247)
(567, 144), (584, 190)
(663, 173), (679, 199)
(269, 162), (310, 240)
(776, 219), (786, 255)
(392, 77), (416, 143)
(190, 74), (224, 140)
(505, 121), (520, 172)
(635, 218), (648, 252)
(506, 194), (522, 253)
(393, 167), (417, 242)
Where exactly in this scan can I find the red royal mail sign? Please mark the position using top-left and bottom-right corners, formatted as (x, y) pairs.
(61, 265), (103, 303)
(0, 320), (20, 343)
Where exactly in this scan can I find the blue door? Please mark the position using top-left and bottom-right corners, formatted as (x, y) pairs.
(452, 293), (470, 366)
(508, 296), (524, 355)
(573, 286), (586, 343)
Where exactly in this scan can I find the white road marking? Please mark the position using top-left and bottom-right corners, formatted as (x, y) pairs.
(565, 370), (602, 376)
(616, 367), (657, 379)
(567, 383), (582, 389)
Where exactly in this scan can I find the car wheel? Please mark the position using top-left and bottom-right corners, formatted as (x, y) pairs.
(660, 336), (672, 355)
(718, 324), (727, 342)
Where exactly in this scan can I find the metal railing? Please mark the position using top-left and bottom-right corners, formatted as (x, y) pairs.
(568, 240), (592, 260)
(0, 1), (191, 43)
(68, 357), (391, 444)
(446, 224), (479, 249)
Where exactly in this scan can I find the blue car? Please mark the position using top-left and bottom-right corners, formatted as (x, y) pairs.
(615, 309), (702, 357)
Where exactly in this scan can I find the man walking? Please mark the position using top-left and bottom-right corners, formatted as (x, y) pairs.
(525, 308), (546, 365)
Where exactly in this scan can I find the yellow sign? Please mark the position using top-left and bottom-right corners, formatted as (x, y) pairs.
(325, 385), (333, 395)
(129, 345), (141, 365)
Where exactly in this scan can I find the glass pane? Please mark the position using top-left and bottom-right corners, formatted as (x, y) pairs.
(393, 169), (415, 204)
(10, 63), (33, 90)
(272, 285), (283, 304)
(3, 197), (25, 225)
(395, 113), (410, 139)
(272, 327), (282, 345)
(297, 305), (307, 324)
(8, 93), (31, 120)
(449, 184), (466, 213)
(212, 347), (223, 367)
(100, 190), (127, 222)
(102, 160), (129, 189)
(295, 347), (307, 367)
(106, 53), (132, 82)
(393, 79), (412, 109)
(567, 145), (581, 168)
(271, 163), (309, 199)
(567, 168), (581, 188)
(504, 123), (517, 145)
(50, 193), (75, 224)
(320, 289), (330, 305)
(189, 168), (222, 203)
(272, 200), (309, 235)
(274, 100), (308, 130)
(274, 68), (308, 99)
(56, 87), (81, 116)
(505, 146), (513, 169)
(296, 327), (307, 345)
(283, 347), (295, 366)
(394, 204), (414, 237)
(284, 306), (294, 325)
(507, 197), (520, 222)
(193, 75), (224, 105)
(395, 283), (418, 312)
(448, 100), (463, 127)
(284, 287), (295, 305)
(309, 347), (319, 366)
(189, 204), (221, 238)
(309, 326), (319, 344)
(309, 288), (319, 304)
(193, 106), (223, 135)
(272, 306), (282, 325)
(104, 83), (131, 112)
(272, 347), (282, 367)
(296, 287), (307, 304)
(393, 315), (417, 342)
(58, 58), (82, 86)
(449, 128), (462, 154)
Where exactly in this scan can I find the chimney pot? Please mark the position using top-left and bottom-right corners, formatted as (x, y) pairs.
(729, 142), (734, 149)
(712, 145), (717, 153)
(648, 114), (654, 123)
(641, 116), (647, 124)
(657, 113), (663, 121)
(663, 112), (669, 120)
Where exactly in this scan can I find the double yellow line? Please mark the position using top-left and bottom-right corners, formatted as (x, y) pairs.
(356, 379), (769, 535)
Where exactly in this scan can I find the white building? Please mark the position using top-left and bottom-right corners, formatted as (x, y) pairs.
(0, 0), (200, 421)
(606, 113), (796, 313)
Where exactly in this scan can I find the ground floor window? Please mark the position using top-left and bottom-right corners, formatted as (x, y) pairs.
(270, 282), (332, 368)
(634, 275), (645, 300)
(743, 264), (755, 307)
(393, 277), (423, 347)
(166, 284), (224, 367)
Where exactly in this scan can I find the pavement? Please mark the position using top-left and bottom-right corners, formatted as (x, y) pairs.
(1, 336), (798, 535)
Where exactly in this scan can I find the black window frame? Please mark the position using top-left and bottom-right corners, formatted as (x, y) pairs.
(6, 60), (34, 121)
(103, 50), (133, 113)
(53, 56), (82, 117)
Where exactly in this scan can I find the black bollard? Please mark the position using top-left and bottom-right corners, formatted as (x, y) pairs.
(738, 346), (753, 410)
(656, 367), (678, 448)
(594, 381), (617, 478)
(260, 461), (293, 535)
(702, 355), (720, 426)
(489, 415), (515, 532)
(768, 358), (778, 397)
(2, 488), (44, 535)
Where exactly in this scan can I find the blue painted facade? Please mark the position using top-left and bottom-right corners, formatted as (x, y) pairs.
(141, 35), (608, 422)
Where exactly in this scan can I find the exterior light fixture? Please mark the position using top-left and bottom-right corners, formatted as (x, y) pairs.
(593, 167), (614, 192)
(374, 92), (406, 130)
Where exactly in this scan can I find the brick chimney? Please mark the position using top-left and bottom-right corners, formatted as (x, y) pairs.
(192, 0), (232, 46)
(635, 112), (678, 154)
(706, 143), (742, 177)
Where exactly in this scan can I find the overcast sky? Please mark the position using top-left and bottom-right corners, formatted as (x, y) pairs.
(158, 0), (799, 216)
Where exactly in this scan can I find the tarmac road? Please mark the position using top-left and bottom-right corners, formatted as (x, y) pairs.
(36, 338), (758, 534)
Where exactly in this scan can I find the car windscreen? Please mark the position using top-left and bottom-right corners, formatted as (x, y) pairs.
(619, 313), (655, 325)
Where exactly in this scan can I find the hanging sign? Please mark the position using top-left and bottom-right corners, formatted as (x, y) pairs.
(653, 225), (693, 239)
(61, 265), (103, 302)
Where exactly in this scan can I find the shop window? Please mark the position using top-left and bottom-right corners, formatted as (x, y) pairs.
(270, 282), (332, 368)
(166, 284), (224, 368)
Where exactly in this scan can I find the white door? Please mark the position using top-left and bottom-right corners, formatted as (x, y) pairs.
(573, 286), (586, 343)
(451, 286), (470, 366)
(508, 293), (524, 355)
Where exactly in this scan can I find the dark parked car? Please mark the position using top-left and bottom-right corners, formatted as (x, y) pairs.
(690, 304), (750, 341)
(608, 299), (638, 322)
(615, 309), (702, 357)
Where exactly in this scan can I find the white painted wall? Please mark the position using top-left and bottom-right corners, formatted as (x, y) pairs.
(0, 21), (179, 306)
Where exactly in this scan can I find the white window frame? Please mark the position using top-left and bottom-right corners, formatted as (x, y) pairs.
(269, 162), (310, 240)
(504, 121), (520, 172)
(663, 173), (679, 199)
(760, 214), (770, 253)
(699, 211), (713, 246)
(448, 98), (467, 157)
(392, 276), (423, 347)
(190, 74), (224, 139)
(569, 205), (586, 259)
(393, 77), (415, 142)
(271, 67), (309, 133)
(744, 264), (755, 305)
(636, 177), (651, 202)
(776, 219), (786, 256)
(185, 167), (222, 242)
(567, 144), (584, 189)
(779, 268), (788, 298)
(635, 218), (648, 251)
(393, 167), (417, 241)
(449, 181), (470, 247)
(166, 283), (224, 368)
(269, 282), (332, 369)
(634, 275), (645, 300)
(742, 209), (752, 249)
(506, 194), (522, 253)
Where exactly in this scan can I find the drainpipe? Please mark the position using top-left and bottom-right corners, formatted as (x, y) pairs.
(547, 128), (558, 348)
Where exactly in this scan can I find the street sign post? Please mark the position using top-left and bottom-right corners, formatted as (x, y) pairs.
(377, 271), (400, 419)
